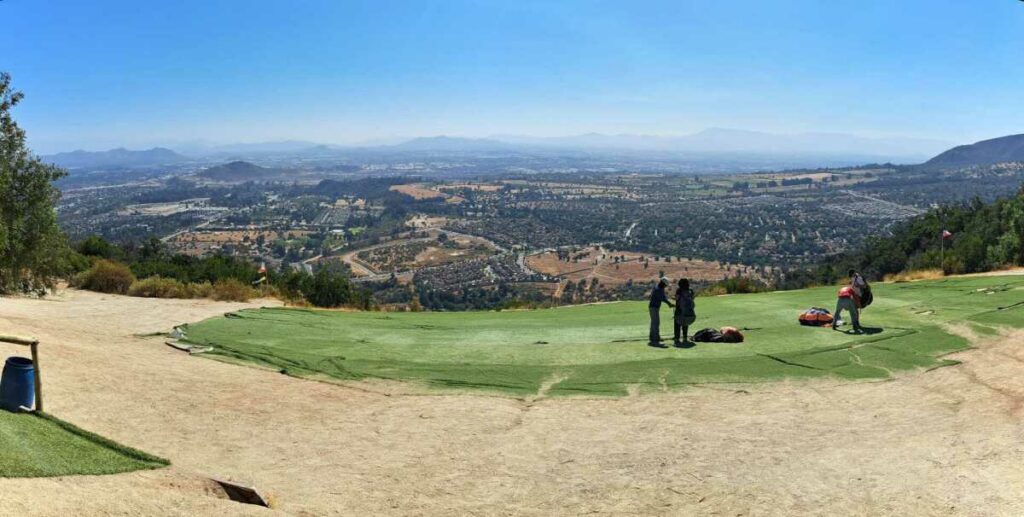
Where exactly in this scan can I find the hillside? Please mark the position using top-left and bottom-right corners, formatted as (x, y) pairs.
(43, 147), (188, 168)
(925, 133), (1024, 168)
(197, 160), (282, 181)
(793, 187), (1024, 289)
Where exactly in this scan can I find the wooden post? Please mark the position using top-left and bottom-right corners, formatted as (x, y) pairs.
(30, 342), (42, 413)
(940, 237), (944, 274)
(0, 334), (42, 413)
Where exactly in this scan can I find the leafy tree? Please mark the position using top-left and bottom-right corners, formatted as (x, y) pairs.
(302, 267), (355, 308)
(77, 235), (121, 260)
(0, 73), (69, 294)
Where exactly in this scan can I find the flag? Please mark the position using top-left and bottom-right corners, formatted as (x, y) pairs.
(942, 230), (953, 240)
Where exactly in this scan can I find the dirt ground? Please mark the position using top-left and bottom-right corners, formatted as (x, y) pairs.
(526, 246), (736, 286)
(1, 289), (1024, 516)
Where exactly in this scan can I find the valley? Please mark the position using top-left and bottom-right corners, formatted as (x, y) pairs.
(53, 148), (1024, 310)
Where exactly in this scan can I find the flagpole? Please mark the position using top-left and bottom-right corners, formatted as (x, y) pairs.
(939, 209), (946, 275)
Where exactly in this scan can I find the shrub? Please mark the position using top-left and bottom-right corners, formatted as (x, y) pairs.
(188, 281), (214, 298)
(701, 276), (769, 296)
(128, 276), (188, 298)
(75, 259), (136, 294)
(212, 278), (255, 302)
(884, 269), (944, 283)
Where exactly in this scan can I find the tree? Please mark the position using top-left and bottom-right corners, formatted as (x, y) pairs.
(0, 73), (69, 294)
(302, 267), (354, 308)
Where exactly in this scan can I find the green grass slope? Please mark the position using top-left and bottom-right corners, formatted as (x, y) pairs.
(183, 276), (1024, 396)
(0, 412), (167, 478)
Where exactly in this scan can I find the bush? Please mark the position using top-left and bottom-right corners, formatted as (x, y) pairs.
(701, 276), (769, 296)
(212, 278), (255, 302)
(884, 269), (944, 283)
(188, 281), (214, 298)
(127, 276), (188, 298)
(74, 259), (136, 294)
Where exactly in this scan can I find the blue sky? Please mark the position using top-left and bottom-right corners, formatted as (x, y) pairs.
(3, 0), (1023, 153)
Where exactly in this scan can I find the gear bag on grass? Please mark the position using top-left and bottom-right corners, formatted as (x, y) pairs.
(719, 326), (744, 343)
(799, 307), (834, 326)
(692, 328), (722, 342)
(693, 327), (744, 343)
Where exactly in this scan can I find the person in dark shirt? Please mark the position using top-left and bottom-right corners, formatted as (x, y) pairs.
(673, 278), (696, 346)
(648, 278), (673, 345)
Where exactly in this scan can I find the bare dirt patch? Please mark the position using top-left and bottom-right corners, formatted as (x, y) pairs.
(1, 290), (1023, 515)
(168, 229), (311, 257)
(527, 246), (737, 285)
(390, 184), (465, 204)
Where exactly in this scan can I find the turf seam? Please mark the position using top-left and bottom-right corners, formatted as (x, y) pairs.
(755, 353), (824, 371)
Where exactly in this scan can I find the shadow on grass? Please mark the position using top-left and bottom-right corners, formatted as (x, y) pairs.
(836, 326), (884, 335)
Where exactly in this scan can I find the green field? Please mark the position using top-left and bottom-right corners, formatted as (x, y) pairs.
(183, 276), (1024, 396)
(0, 411), (167, 478)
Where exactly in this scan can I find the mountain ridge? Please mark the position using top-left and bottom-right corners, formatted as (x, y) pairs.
(924, 134), (1024, 168)
(43, 147), (188, 168)
(197, 160), (283, 182)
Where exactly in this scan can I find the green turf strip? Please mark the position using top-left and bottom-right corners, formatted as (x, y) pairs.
(183, 276), (1024, 396)
(0, 411), (167, 478)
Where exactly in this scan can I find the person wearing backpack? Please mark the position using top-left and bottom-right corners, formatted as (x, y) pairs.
(850, 269), (867, 297)
(849, 269), (873, 308)
(833, 282), (864, 333)
(673, 278), (696, 346)
(648, 278), (674, 346)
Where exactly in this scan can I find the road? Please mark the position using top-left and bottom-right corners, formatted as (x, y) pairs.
(841, 189), (925, 216)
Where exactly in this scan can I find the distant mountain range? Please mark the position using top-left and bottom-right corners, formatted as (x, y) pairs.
(490, 129), (951, 161)
(388, 135), (513, 152)
(43, 147), (188, 168)
(45, 130), (1024, 172)
(924, 134), (1024, 169)
(172, 140), (325, 157)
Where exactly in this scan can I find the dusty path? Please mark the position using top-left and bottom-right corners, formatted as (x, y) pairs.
(1, 289), (1024, 515)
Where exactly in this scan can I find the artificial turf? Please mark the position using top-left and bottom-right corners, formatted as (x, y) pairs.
(183, 275), (1024, 396)
(0, 411), (167, 478)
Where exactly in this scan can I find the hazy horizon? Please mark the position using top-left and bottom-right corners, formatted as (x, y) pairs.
(39, 127), (957, 156)
(4, 1), (1023, 154)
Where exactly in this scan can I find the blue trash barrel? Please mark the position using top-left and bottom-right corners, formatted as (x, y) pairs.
(0, 357), (35, 412)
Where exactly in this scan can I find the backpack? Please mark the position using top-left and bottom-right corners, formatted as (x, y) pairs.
(860, 283), (873, 308)
(675, 289), (696, 316)
(692, 328), (723, 342)
(799, 307), (834, 326)
(692, 327), (744, 343)
(719, 326), (744, 343)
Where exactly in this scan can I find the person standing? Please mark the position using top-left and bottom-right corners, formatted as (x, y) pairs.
(648, 278), (673, 345)
(673, 278), (696, 346)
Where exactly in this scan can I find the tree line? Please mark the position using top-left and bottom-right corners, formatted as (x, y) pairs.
(780, 188), (1024, 289)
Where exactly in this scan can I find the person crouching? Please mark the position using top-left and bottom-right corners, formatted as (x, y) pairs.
(833, 283), (863, 333)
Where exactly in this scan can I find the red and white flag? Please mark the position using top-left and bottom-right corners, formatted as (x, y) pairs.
(942, 230), (953, 240)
